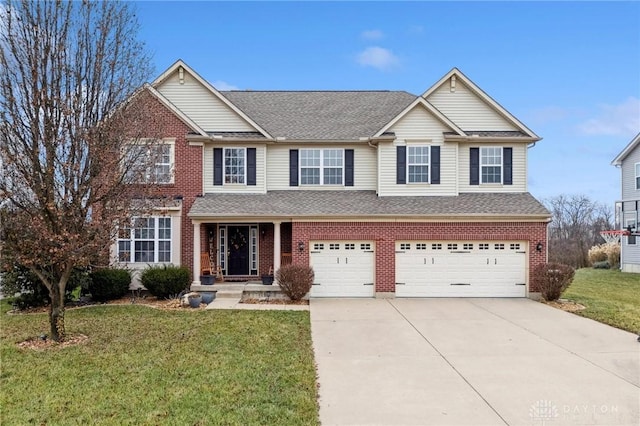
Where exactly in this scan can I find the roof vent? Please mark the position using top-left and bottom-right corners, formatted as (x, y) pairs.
(450, 75), (456, 93)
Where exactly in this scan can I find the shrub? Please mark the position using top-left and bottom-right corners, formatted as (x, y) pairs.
(88, 268), (131, 301)
(592, 261), (611, 269)
(0, 264), (88, 310)
(531, 263), (575, 301)
(588, 242), (620, 268)
(140, 265), (191, 299)
(276, 264), (314, 301)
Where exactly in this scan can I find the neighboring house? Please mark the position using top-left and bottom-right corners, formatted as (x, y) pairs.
(115, 59), (550, 298)
(612, 132), (640, 273)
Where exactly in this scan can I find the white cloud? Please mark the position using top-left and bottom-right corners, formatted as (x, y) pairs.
(361, 29), (384, 40)
(577, 97), (640, 137)
(356, 46), (399, 71)
(212, 80), (239, 91)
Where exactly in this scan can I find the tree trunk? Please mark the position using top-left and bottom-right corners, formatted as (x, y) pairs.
(49, 283), (66, 342)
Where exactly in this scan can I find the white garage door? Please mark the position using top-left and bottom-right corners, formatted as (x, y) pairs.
(395, 241), (527, 297)
(310, 241), (375, 297)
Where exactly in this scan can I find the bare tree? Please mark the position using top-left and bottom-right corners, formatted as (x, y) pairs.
(545, 194), (613, 268)
(0, 0), (157, 341)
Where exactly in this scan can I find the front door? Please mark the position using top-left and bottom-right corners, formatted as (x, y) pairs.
(227, 226), (250, 275)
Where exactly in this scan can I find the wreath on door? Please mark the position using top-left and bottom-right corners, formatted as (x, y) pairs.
(229, 229), (247, 250)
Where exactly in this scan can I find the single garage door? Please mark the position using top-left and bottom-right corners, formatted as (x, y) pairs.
(395, 241), (527, 297)
(310, 241), (375, 297)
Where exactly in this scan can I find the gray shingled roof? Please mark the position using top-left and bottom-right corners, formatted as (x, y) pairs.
(220, 91), (417, 140)
(444, 131), (529, 137)
(188, 191), (550, 218)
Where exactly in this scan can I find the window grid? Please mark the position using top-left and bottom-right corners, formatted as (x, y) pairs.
(219, 228), (226, 270)
(400, 243), (411, 250)
(480, 147), (502, 184)
(416, 243), (427, 250)
(224, 148), (245, 184)
(125, 142), (173, 184)
(432, 243), (442, 250)
(463, 243), (474, 250)
(314, 243), (324, 250)
(345, 243), (355, 250)
(360, 243), (371, 250)
(117, 217), (171, 263)
(447, 243), (458, 250)
(479, 243), (489, 250)
(250, 227), (258, 273)
(495, 243), (505, 250)
(407, 146), (430, 183)
(510, 243), (521, 250)
(300, 149), (343, 185)
(329, 243), (340, 250)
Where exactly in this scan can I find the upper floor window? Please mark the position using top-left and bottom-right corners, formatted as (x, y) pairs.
(300, 149), (343, 185)
(407, 146), (430, 183)
(480, 147), (502, 184)
(124, 140), (174, 184)
(635, 163), (640, 190)
(117, 216), (172, 263)
(225, 148), (245, 184)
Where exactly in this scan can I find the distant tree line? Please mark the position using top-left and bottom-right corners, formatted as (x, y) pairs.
(544, 194), (613, 268)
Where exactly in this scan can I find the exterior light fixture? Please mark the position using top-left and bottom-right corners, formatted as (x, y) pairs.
(535, 242), (543, 252)
(298, 241), (305, 252)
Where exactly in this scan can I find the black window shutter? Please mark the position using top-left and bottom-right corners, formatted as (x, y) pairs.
(396, 146), (406, 184)
(345, 149), (354, 186)
(470, 147), (479, 185)
(247, 148), (256, 186)
(503, 147), (512, 185)
(289, 149), (299, 186)
(430, 146), (440, 184)
(213, 148), (223, 186)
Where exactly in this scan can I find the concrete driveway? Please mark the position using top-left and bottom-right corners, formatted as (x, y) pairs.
(310, 298), (640, 426)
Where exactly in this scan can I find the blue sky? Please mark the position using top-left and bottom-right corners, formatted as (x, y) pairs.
(135, 1), (640, 207)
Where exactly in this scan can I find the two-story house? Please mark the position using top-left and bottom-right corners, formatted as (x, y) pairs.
(115, 60), (550, 298)
(612, 132), (640, 273)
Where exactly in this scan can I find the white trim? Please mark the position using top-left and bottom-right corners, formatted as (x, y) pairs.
(422, 68), (540, 140)
(124, 138), (176, 184)
(151, 60), (273, 139)
(406, 144), (431, 184)
(117, 216), (173, 264)
(612, 132), (640, 166)
(223, 147), (247, 185)
(635, 162), (640, 190)
(299, 148), (345, 186)
(480, 146), (503, 184)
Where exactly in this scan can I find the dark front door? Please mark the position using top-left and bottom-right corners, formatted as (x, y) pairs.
(227, 226), (250, 275)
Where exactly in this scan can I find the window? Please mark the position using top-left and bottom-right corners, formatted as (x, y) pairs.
(479, 243), (489, 250)
(345, 243), (355, 250)
(510, 243), (521, 250)
(400, 243), (411, 250)
(480, 147), (502, 184)
(416, 243), (427, 250)
(636, 163), (640, 190)
(224, 148), (245, 184)
(300, 149), (343, 185)
(463, 243), (474, 250)
(329, 243), (340, 250)
(495, 243), (505, 250)
(447, 243), (458, 250)
(626, 219), (636, 245)
(125, 140), (174, 184)
(360, 243), (371, 250)
(117, 217), (172, 263)
(314, 243), (325, 250)
(432, 243), (442, 250)
(407, 146), (429, 183)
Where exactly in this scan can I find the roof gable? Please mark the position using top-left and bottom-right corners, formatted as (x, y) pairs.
(144, 84), (207, 136)
(374, 97), (465, 137)
(612, 132), (640, 165)
(152, 60), (272, 138)
(423, 68), (539, 139)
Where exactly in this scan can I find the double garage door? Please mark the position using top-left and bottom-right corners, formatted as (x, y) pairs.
(309, 240), (527, 298)
(396, 241), (527, 297)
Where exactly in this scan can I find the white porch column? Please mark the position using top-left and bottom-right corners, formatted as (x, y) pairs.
(273, 221), (282, 275)
(193, 221), (201, 285)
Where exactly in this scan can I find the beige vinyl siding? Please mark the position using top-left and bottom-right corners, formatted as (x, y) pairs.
(266, 144), (377, 191)
(203, 144), (267, 194)
(427, 80), (518, 131)
(378, 105), (457, 196)
(621, 145), (640, 200)
(458, 143), (527, 192)
(157, 70), (256, 132)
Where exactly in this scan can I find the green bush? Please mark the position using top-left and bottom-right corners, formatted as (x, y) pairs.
(1, 265), (88, 310)
(592, 260), (611, 269)
(88, 268), (131, 301)
(140, 265), (191, 299)
(531, 263), (575, 301)
(276, 264), (314, 301)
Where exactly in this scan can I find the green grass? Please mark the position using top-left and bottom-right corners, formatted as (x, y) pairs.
(0, 302), (319, 425)
(562, 268), (640, 333)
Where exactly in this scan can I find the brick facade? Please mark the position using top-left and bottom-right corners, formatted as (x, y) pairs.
(291, 221), (548, 293)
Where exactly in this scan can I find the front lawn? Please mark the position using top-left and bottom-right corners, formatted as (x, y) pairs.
(562, 268), (640, 333)
(0, 302), (319, 425)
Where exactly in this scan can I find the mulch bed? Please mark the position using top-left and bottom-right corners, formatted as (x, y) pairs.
(17, 334), (89, 351)
(240, 298), (309, 305)
(543, 299), (586, 312)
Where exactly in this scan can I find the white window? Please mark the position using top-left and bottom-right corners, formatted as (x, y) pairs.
(117, 216), (172, 263)
(635, 163), (640, 190)
(300, 149), (343, 185)
(125, 140), (174, 184)
(626, 219), (636, 245)
(480, 147), (502, 184)
(224, 148), (245, 184)
(407, 146), (430, 183)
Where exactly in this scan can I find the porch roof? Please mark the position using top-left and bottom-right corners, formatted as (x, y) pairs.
(188, 191), (550, 220)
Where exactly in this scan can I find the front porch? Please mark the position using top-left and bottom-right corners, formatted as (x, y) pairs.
(191, 221), (293, 284)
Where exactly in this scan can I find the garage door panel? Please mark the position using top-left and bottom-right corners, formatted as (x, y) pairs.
(396, 241), (527, 298)
(310, 241), (375, 298)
